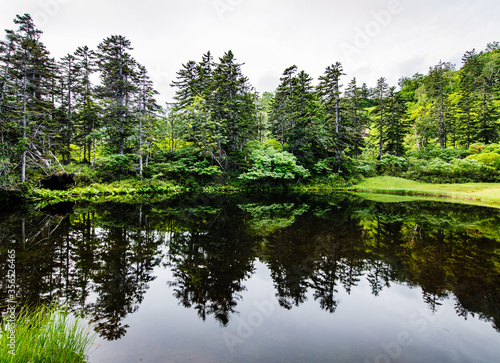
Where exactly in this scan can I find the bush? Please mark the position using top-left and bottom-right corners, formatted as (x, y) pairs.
(483, 143), (500, 154)
(466, 152), (500, 169)
(144, 147), (221, 187)
(94, 154), (137, 182)
(408, 145), (470, 162)
(239, 141), (310, 184)
(404, 157), (499, 183)
(352, 158), (377, 177)
(377, 155), (408, 175)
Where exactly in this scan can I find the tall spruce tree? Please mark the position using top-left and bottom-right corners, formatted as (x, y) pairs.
(373, 77), (389, 160)
(318, 62), (345, 171)
(97, 35), (138, 155)
(456, 50), (481, 148)
(211, 50), (255, 155)
(270, 66), (321, 163)
(344, 77), (367, 157)
(8, 14), (56, 182)
(134, 64), (159, 177)
(270, 65), (297, 147)
(57, 53), (78, 164)
(476, 47), (500, 144)
(426, 60), (454, 148)
(385, 87), (408, 156)
(73, 45), (99, 164)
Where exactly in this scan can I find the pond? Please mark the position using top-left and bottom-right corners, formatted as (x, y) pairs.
(1, 192), (500, 362)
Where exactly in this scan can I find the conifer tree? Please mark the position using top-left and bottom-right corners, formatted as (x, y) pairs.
(57, 53), (78, 164)
(344, 77), (367, 157)
(456, 50), (481, 148)
(97, 35), (138, 155)
(373, 77), (389, 160)
(8, 14), (56, 181)
(318, 62), (345, 171)
(476, 47), (500, 144)
(73, 45), (99, 164)
(426, 61), (454, 148)
(211, 50), (255, 155)
(134, 64), (159, 177)
(385, 87), (408, 156)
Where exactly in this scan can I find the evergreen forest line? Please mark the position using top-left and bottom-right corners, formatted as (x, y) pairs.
(1, 13), (500, 196)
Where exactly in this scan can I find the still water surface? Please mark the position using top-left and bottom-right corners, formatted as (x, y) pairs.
(1, 192), (500, 362)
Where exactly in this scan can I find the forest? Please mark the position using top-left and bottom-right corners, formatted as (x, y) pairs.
(1, 13), (500, 195)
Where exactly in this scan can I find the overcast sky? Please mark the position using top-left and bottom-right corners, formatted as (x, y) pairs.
(1, 0), (499, 105)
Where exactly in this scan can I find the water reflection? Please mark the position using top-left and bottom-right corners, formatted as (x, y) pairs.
(1, 193), (500, 344)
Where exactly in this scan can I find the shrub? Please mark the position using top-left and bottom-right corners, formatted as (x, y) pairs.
(466, 152), (500, 169)
(404, 157), (499, 183)
(94, 154), (137, 182)
(144, 147), (221, 187)
(408, 145), (470, 162)
(239, 141), (310, 183)
(377, 155), (408, 175)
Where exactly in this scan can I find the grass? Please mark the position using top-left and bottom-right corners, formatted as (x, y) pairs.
(350, 176), (500, 206)
(0, 304), (97, 363)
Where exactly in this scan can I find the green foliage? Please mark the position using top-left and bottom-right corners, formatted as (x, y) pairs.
(352, 158), (378, 178)
(408, 144), (470, 162)
(144, 146), (221, 187)
(467, 152), (500, 169)
(94, 154), (137, 181)
(239, 141), (310, 183)
(404, 157), (499, 183)
(377, 155), (408, 175)
(239, 202), (309, 236)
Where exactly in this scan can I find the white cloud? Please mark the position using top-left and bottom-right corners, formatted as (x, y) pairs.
(1, 0), (499, 104)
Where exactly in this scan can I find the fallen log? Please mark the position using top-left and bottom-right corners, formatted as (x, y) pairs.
(39, 172), (76, 191)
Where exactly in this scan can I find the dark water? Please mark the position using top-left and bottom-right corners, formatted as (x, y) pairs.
(1, 193), (500, 362)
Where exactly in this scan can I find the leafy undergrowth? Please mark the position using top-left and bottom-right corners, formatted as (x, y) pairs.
(350, 176), (500, 204)
(30, 179), (182, 204)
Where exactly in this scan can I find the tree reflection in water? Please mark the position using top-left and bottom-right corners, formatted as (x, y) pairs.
(1, 194), (500, 341)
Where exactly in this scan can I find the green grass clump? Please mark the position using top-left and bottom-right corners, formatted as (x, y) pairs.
(0, 304), (96, 362)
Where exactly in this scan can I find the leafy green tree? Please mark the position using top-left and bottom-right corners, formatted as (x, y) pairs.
(239, 140), (309, 183)
(255, 91), (273, 142)
(402, 73), (435, 151)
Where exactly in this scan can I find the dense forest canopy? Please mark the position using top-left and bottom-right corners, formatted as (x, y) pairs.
(1, 14), (499, 189)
